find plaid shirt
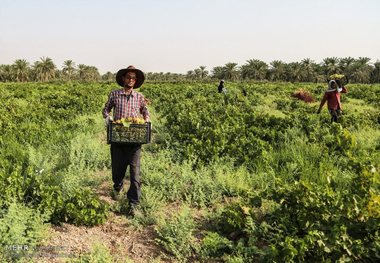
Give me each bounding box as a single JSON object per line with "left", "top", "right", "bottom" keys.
{"left": 102, "top": 89, "right": 150, "bottom": 121}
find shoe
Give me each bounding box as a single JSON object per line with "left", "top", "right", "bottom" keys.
{"left": 111, "top": 188, "right": 122, "bottom": 201}
{"left": 126, "top": 204, "right": 136, "bottom": 217}
{"left": 110, "top": 183, "right": 124, "bottom": 201}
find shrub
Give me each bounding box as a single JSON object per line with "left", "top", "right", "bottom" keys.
{"left": 199, "top": 231, "right": 233, "bottom": 260}
{"left": 60, "top": 189, "right": 109, "bottom": 226}
{"left": 130, "top": 185, "right": 165, "bottom": 226}
{"left": 72, "top": 243, "right": 115, "bottom": 263}
{"left": 215, "top": 169, "right": 380, "bottom": 262}
{"left": 0, "top": 202, "right": 48, "bottom": 261}
{"left": 155, "top": 205, "right": 196, "bottom": 261}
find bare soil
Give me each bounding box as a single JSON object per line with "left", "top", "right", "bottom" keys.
{"left": 33, "top": 171, "right": 168, "bottom": 263}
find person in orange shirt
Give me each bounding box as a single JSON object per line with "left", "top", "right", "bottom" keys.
{"left": 317, "top": 79, "right": 348, "bottom": 122}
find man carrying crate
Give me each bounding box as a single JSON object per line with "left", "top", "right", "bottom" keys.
{"left": 317, "top": 76, "right": 348, "bottom": 123}
{"left": 102, "top": 65, "right": 150, "bottom": 216}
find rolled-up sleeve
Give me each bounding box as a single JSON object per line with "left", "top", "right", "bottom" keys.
{"left": 102, "top": 91, "right": 115, "bottom": 118}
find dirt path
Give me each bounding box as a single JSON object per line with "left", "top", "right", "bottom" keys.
{"left": 34, "top": 171, "right": 167, "bottom": 263}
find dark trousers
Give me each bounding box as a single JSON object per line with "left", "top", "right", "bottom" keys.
{"left": 110, "top": 144, "right": 141, "bottom": 205}
{"left": 329, "top": 109, "right": 341, "bottom": 123}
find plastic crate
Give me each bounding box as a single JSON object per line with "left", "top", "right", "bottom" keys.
{"left": 107, "top": 122, "right": 151, "bottom": 144}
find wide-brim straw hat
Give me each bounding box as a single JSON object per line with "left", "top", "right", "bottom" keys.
{"left": 116, "top": 65, "right": 145, "bottom": 88}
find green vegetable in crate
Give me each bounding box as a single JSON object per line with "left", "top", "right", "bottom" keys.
{"left": 113, "top": 117, "right": 145, "bottom": 125}
{"left": 329, "top": 73, "right": 345, "bottom": 80}
{"left": 328, "top": 74, "right": 349, "bottom": 87}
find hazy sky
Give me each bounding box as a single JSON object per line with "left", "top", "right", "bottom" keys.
{"left": 1, "top": 0, "right": 379, "bottom": 74}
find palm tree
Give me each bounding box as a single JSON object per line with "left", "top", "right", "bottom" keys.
{"left": 164, "top": 72, "right": 172, "bottom": 81}
{"left": 286, "top": 62, "right": 303, "bottom": 82}
{"left": 211, "top": 66, "right": 225, "bottom": 80}
{"left": 351, "top": 57, "right": 372, "bottom": 83}
{"left": 91, "top": 66, "right": 101, "bottom": 81}
{"left": 33, "top": 57, "right": 56, "bottom": 81}
{"left": 223, "top": 63, "right": 240, "bottom": 81}
{"left": 198, "top": 66, "right": 208, "bottom": 79}
{"left": 193, "top": 68, "right": 201, "bottom": 79}
{"left": 313, "top": 63, "right": 327, "bottom": 82}
{"left": 338, "top": 57, "right": 355, "bottom": 77}
{"left": 79, "top": 65, "right": 100, "bottom": 82}
{"left": 102, "top": 71, "right": 114, "bottom": 81}
{"left": 0, "top": 64, "right": 13, "bottom": 82}
{"left": 241, "top": 59, "right": 268, "bottom": 80}
{"left": 55, "top": 69, "right": 62, "bottom": 80}
{"left": 371, "top": 60, "right": 380, "bottom": 83}
{"left": 300, "top": 58, "right": 317, "bottom": 82}
{"left": 269, "top": 60, "right": 287, "bottom": 81}
{"left": 322, "top": 57, "right": 340, "bottom": 76}
{"left": 186, "top": 70, "right": 195, "bottom": 80}
{"left": 77, "top": 64, "right": 88, "bottom": 81}
{"left": 62, "top": 60, "right": 76, "bottom": 80}
{"left": 146, "top": 72, "right": 154, "bottom": 81}
{"left": 12, "top": 59, "right": 29, "bottom": 82}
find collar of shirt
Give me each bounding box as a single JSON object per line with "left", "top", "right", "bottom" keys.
{"left": 119, "top": 89, "right": 137, "bottom": 97}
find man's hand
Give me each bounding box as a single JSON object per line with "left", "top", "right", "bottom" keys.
{"left": 105, "top": 115, "right": 113, "bottom": 126}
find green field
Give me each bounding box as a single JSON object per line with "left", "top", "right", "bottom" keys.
{"left": 0, "top": 81, "right": 379, "bottom": 262}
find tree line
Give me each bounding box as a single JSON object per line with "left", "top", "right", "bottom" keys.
{"left": 1, "top": 56, "right": 380, "bottom": 83}
{"left": 0, "top": 57, "right": 110, "bottom": 83}
{"left": 185, "top": 57, "right": 380, "bottom": 83}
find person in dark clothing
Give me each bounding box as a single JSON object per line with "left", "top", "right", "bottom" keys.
{"left": 218, "top": 80, "right": 226, "bottom": 93}
{"left": 317, "top": 79, "right": 348, "bottom": 123}
{"left": 102, "top": 65, "right": 150, "bottom": 216}
{"left": 242, "top": 88, "right": 247, "bottom": 96}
